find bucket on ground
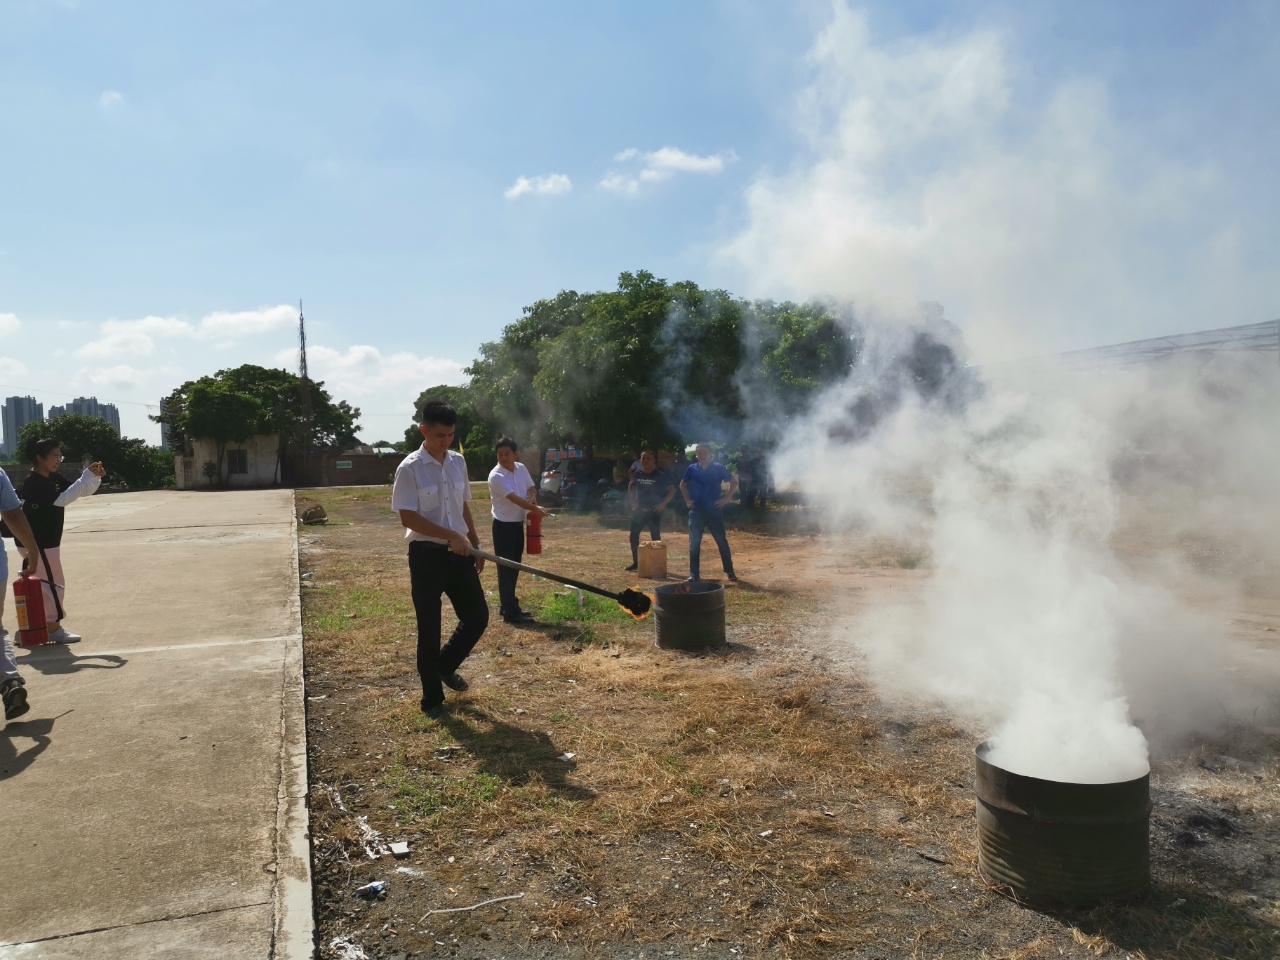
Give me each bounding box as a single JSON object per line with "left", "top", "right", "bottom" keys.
{"left": 637, "top": 540, "right": 667, "bottom": 579}
{"left": 654, "top": 581, "right": 725, "bottom": 650}
{"left": 975, "top": 741, "right": 1151, "bottom": 907}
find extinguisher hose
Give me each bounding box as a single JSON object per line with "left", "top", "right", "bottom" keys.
{"left": 31, "top": 543, "right": 66, "bottom": 622}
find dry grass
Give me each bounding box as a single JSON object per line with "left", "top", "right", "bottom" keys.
{"left": 301, "top": 487, "right": 1280, "bottom": 960}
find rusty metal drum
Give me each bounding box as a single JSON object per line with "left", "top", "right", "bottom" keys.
{"left": 975, "top": 741, "right": 1151, "bottom": 907}
{"left": 654, "top": 581, "right": 726, "bottom": 650}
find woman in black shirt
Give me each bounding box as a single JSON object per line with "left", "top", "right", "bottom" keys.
{"left": 16, "top": 438, "right": 105, "bottom": 644}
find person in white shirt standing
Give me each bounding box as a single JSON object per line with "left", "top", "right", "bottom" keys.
{"left": 391, "top": 400, "right": 488, "bottom": 719}
{"left": 487, "top": 438, "right": 548, "bottom": 624}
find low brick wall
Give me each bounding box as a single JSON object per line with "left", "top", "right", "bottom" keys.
{"left": 284, "top": 453, "right": 407, "bottom": 487}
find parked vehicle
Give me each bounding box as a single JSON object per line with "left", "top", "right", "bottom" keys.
{"left": 540, "top": 459, "right": 617, "bottom": 509}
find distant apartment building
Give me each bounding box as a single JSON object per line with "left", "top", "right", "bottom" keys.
{"left": 48, "top": 397, "right": 121, "bottom": 434}
{"left": 1, "top": 396, "right": 44, "bottom": 457}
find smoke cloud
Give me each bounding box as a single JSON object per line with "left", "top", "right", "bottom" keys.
{"left": 718, "top": 3, "right": 1271, "bottom": 363}
{"left": 720, "top": 4, "right": 1280, "bottom": 782}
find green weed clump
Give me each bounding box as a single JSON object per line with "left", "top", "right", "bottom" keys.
{"left": 536, "top": 590, "right": 633, "bottom": 626}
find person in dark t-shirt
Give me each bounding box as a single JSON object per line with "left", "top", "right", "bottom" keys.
{"left": 625, "top": 450, "right": 675, "bottom": 571}
{"left": 13, "top": 438, "right": 105, "bottom": 643}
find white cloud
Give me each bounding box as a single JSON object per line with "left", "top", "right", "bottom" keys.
{"left": 76, "top": 315, "right": 196, "bottom": 360}
{"left": 282, "top": 344, "right": 468, "bottom": 398}
{"left": 199, "top": 304, "right": 298, "bottom": 337}
{"left": 73, "top": 305, "right": 296, "bottom": 361}
{"left": 85, "top": 364, "right": 146, "bottom": 389}
{"left": 504, "top": 174, "right": 573, "bottom": 199}
{"left": 0, "top": 313, "right": 19, "bottom": 337}
{"left": 718, "top": 2, "right": 1270, "bottom": 361}
{"left": 0, "top": 357, "right": 28, "bottom": 380}
{"left": 601, "top": 146, "right": 736, "bottom": 194}
{"left": 99, "top": 90, "right": 122, "bottom": 108}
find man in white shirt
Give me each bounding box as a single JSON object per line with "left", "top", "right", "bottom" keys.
{"left": 487, "top": 438, "right": 548, "bottom": 624}
{"left": 391, "top": 401, "right": 489, "bottom": 719}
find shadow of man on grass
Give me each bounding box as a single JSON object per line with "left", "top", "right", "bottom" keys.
{"left": 442, "top": 705, "right": 595, "bottom": 803}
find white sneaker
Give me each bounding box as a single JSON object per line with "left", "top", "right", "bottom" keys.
{"left": 48, "top": 626, "right": 82, "bottom": 644}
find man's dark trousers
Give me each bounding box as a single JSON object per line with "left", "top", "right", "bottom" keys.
{"left": 408, "top": 541, "right": 490, "bottom": 709}
{"left": 688, "top": 506, "right": 734, "bottom": 580}
{"left": 491, "top": 519, "right": 526, "bottom": 618}
{"left": 629, "top": 508, "right": 662, "bottom": 564}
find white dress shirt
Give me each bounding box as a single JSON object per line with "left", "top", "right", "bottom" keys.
{"left": 391, "top": 446, "right": 472, "bottom": 543}
{"left": 488, "top": 462, "right": 535, "bottom": 523}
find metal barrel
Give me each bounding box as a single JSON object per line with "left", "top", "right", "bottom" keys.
{"left": 654, "top": 582, "right": 726, "bottom": 650}
{"left": 975, "top": 741, "right": 1151, "bottom": 907}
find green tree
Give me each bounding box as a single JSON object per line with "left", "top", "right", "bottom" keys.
{"left": 159, "top": 364, "right": 362, "bottom": 480}
{"left": 17, "top": 414, "right": 175, "bottom": 490}
{"left": 182, "top": 381, "right": 263, "bottom": 486}
{"left": 453, "top": 271, "right": 864, "bottom": 465}
{"left": 466, "top": 289, "right": 594, "bottom": 452}
{"left": 404, "top": 383, "right": 497, "bottom": 478}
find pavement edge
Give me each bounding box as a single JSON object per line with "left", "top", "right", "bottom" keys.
{"left": 273, "top": 498, "right": 315, "bottom": 959}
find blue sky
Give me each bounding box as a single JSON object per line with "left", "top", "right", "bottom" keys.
{"left": 1, "top": 0, "right": 1277, "bottom": 445}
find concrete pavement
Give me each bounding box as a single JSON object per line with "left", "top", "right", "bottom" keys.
{"left": 0, "top": 490, "right": 312, "bottom": 959}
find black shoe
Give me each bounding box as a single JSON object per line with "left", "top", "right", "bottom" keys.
{"left": 727, "top": 572, "right": 738, "bottom": 582}
{"left": 504, "top": 611, "right": 536, "bottom": 624}
{"left": 440, "top": 671, "right": 469, "bottom": 692}
{"left": 2, "top": 679, "right": 29, "bottom": 721}
{"left": 625, "top": 562, "right": 638, "bottom": 571}
{"left": 420, "top": 700, "right": 446, "bottom": 719}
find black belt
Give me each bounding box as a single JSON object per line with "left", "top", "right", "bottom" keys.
{"left": 410, "top": 540, "right": 450, "bottom": 551}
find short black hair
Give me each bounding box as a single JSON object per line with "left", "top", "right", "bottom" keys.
{"left": 30, "top": 437, "right": 61, "bottom": 461}
{"left": 495, "top": 437, "right": 518, "bottom": 454}
{"left": 419, "top": 399, "right": 458, "bottom": 427}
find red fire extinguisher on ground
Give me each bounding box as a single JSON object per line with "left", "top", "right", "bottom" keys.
{"left": 526, "top": 510, "right": 543, "bottom": 556}
{"left": 13, "top": 571, "right": 49, "bottom": 647}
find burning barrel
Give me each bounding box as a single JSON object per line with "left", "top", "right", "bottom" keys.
{"left": 654, "top": 582, "right": 726, "bottom": 650}
{"left": 975, "top": 742, "right": 1151, "bottom": 907}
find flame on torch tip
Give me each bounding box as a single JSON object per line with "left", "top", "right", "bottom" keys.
{"left": 618, "top": 587, "right": 654, "bottom": 620}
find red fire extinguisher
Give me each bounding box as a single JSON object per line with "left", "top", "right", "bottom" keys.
{"left": 526, "top": 510, "right": 543, "bottom": 556}
{"left": 13, "top": 572, "right": 49, "bottom": 647}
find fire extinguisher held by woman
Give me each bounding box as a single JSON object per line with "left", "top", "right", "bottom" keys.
{"left": 0, "top": 468, "right": 43, "bottom": 721}
{"left": 11, "top": 438, "right": 105, "bottom": 644}
{"left": 487, "top": 438, "right": 549, "bottom": 625}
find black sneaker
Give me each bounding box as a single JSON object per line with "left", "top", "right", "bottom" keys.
{"left": 727, "top": 572, "right": 738, "bottom": 582}
{"left": 2, "top": 679, "right": 29, "bottom": 721}
{"left": 420, "top": 701, "right": 445, "bottom": 719}
{"left": 624, "top": 562, "right": 638, "bottom": 571}
{"left": 440, "top": 671, "right": 469, "bottom": 692}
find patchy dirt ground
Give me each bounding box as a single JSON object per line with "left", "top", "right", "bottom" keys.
{"left": 299, "top": 487, "right": 1280, "bottom": 960}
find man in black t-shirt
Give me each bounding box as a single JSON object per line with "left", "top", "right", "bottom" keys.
{"left": 625, "top": 450, "right": 675, "bottom": 571}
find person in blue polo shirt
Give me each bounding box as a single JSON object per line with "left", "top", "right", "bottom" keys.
{"left": 678, "top": 443, "right": 738, "bottom": 582}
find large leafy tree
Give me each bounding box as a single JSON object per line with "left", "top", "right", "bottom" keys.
{"left": 17, "top": 414, "right": 174, "bottom": 490}
{"left": 402, "top": 383, "right": 497, "bottom": 478}
{"left": 413, "top": 272, "right": 879, "bottom": 476}
{"left": 159, "top": 364, "right": 362, "bottom": 480}
{"left": 183, "top": 382, "right": 262, "bottom": 485}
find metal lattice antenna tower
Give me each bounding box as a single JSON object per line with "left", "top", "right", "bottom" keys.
{"left": 298, "top": 299, "right": 314, "bottom": 451}
{"left": 298, "top": 299, "right": 310, "bottom": 381}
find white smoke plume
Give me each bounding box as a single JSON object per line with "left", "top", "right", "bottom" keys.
{"left": 776, "top": 328, "right": 1277, "bottom": 782}
{"left": 722, "top": 4, "right": 1280, "bottom": 782}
